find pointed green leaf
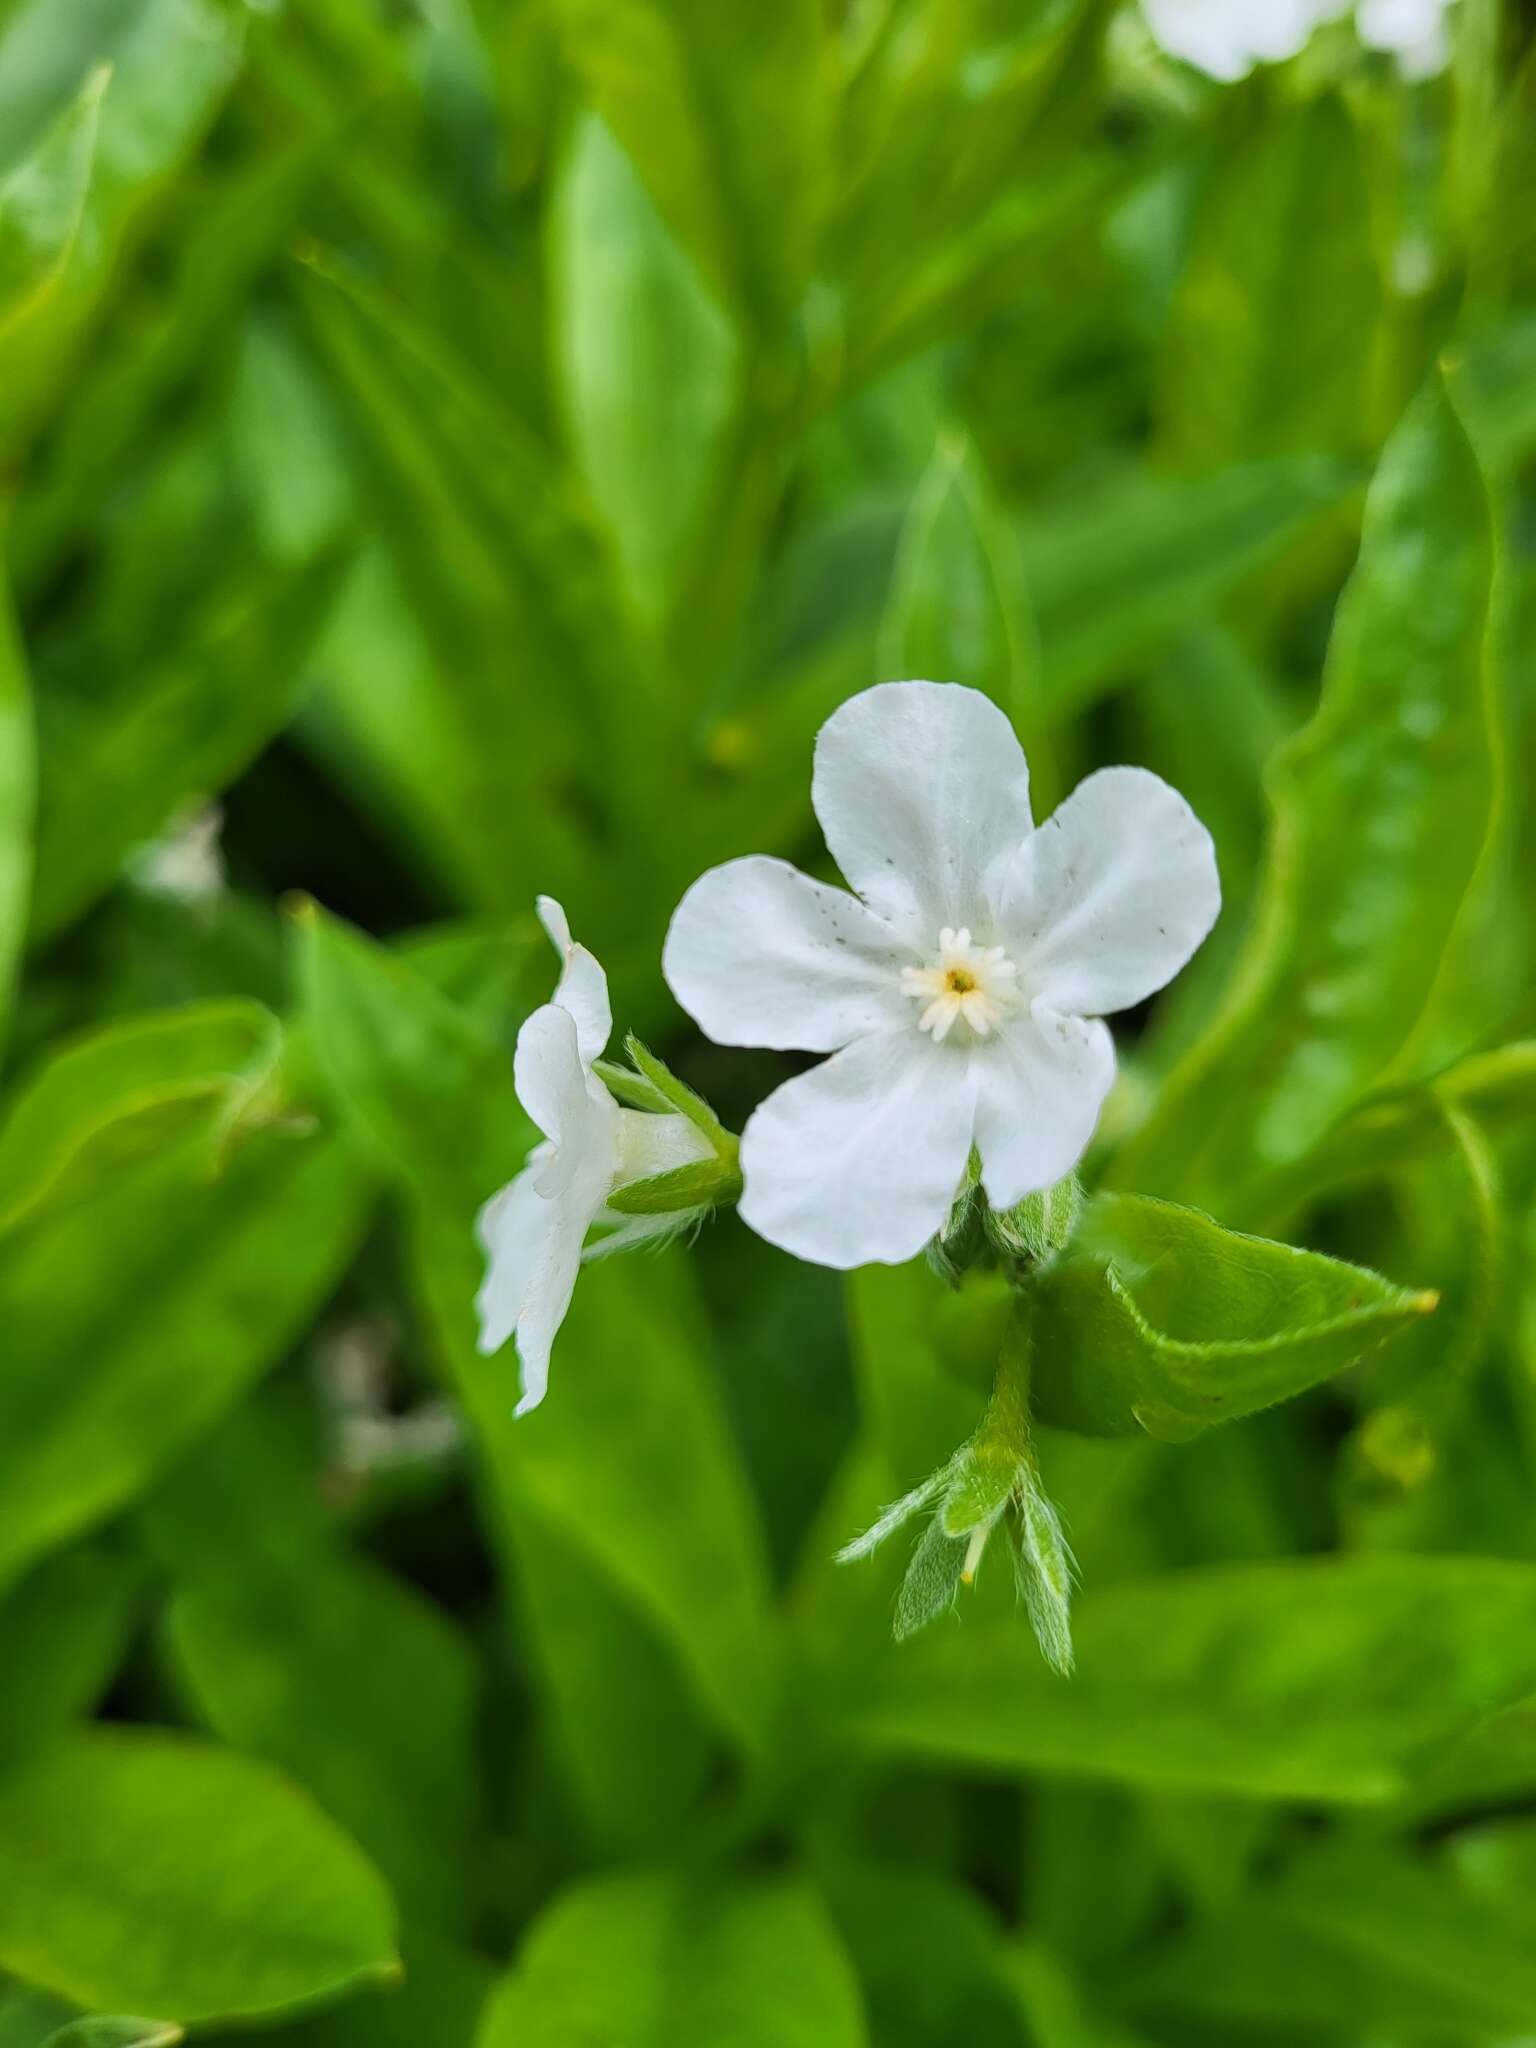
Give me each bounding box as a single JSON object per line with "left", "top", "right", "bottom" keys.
{"left": 552, "top": 0, "right": 827, "bottom": 333}
{"left": 551, "top": 114, "right": 738, "bottom": 622}
{"left": 1028, "top": 1193, "right": 1435, "bottom": 1443}
{"left": 1160, "top": 97, "right": 1380, "bottom": 466}
{"left": 879, "top": 433, "right": 1046, "bottom": 772}
{"left": 1117, "top": 377, "right": 1498, "bottom": 1210}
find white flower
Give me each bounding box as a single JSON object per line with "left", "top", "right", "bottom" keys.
{"left": 1140, "top": 0, "right": 1453, "bottom": 78}
{"left": 1356, "top": 0, "right": 1453, "bottom": 76}
{"left": 1141, "top": 0, "right": 1330, "bottom": 80}
{"left": 663, "top": 682, "right": 1219, "bottom": 1271}
{"left": 476, "top": 898, "right": 711, "bottom": 1414}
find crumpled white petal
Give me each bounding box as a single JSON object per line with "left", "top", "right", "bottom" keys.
{"left": 538, "top": 893, "right": 611, "bottom": 1069}
{"left": 663, "top": 855, "right": 909, "bottom": 1052}
{"left": 812, "top": 680, "right": 1033, "bottom": 943}
{"left": 993, "top": 766, "right": 1220, "bottom": 1019}
{"left": 973, "top": 1007, "right": 1116, "bottom": 1210}
{"left": 739, "top": 1029, "right": 977, "bottom": 1269}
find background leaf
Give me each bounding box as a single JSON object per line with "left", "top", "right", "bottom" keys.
{"left": 0, "top": 1729, "right": 397, "bottom": 2023}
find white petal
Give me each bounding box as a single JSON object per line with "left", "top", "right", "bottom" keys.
{"left": 509, "top": 1188, "right": 593, "bottom": 1416}
{"left": 475, "top": 1165, "right": 550, "bottom": 1357}
{"left": 513, "top": 1003, "right": 587, "bottom": 1150}
{"left": 738, "top": 1029, "right": 977, "bottom": 1269}
{"left": 537, "top": 893, "right": 611, "bottom": 1068}
{"left": 996, "top": 766, "right": 1220, "bottom": 1019}
{"left": 973, "top": 1005, "right": 1116, "bottom": 1209}
{"left": 663, "top": 855, "right": 909, "bottom": 1053}
{"left": 475, "top": 1135, "right": 615, "bottom": 1414}
{"left": 812, "top": 681, "right": 1033, "bottom": 943}
{"left": 513, "top": 1004, "right": 618, "bottom": 1197}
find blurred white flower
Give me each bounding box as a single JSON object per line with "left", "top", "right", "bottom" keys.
{"left": 663, "top": 682, "right": 1219, "bottom": 1271}
{"left": 476, "top": 898, "right": 710, "bottom": 1414}
{"left": 129, "top": 804, "right": 225, "bottom": 907}
{"left": 1356, "top": 0, "right": 1453, "bottom": 77}
{"left": 1141, "top": 0, "right": 1326, "bottom": 80}
{"left": 1141, "top": 0, "right": 1453, "bottom": 78}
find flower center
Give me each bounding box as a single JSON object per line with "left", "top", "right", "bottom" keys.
{"left": 899, "top": 927, "right": 1018, "bottom": 1043}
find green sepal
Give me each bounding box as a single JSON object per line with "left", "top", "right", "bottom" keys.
{"left": 592, "top": 1057, "right": 674, "bottom": 1114}
{"left": 624, "top": 1036, "right": 735, "bottom": 1155}
{"left": 894, "top": 1514, "right": 969, "bottom": 1643}
{"left": 604, "top": 1153, "right": 742, "bottom": 1216}
{"left": 984, "top": 1172, "right": 1082, "bottom": 1267}
{"left": 938, "top": 1442, "right": 1017, "bottom": 1538}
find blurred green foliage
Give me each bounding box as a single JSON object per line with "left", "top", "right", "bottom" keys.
{"left": 2, "top": 0, "right": 1536, "bottom": 2041}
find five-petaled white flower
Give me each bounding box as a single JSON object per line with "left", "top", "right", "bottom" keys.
{"left": 663, "top": 681, "right": 1220, "bottom": 1271}
{"left": 476, "top": 898, "right": 710, "bottom": 1414}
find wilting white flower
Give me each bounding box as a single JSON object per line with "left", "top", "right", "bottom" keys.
{"left": 663, "top": 682, "right": 1219, "bottom": 1271}
{"left": 476, "top": 898, "right": 711, "bottom": 1414}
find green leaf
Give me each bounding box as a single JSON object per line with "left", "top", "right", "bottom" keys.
{"left": 0, "top": 1545, "right": 141, "bottom": 1771}
{"left": 1127, "top": 1841, "right": 1536, "bottom": 2037}
{"left": 0, "top": 999, "right": 281, "bottom": 1233}
{"left": 0, "top": 63, "right": 105, "bottom": 341}
{"left": 1116, "top": 375, "right": 1497, "bottom": 1211}
{"left": 0, "top": 1017, "right": 373, "bottom": 1592}
{"left": 879, "top": 432, "right": 1048, "bottom": 787}
{"left": 28, "top": 544, "right": 350, "bottom": 943}
{"left": 815, "top": 1554, "right": 1536, "bottom": 1804}
{"left": 1027, "top": 1193, "right": 1436, "bottom": 1443}
{"left": 476, "top": 1872, "right": 865, "bottom": 2048}
{"left": 43, "top": 2022, "right": 182, "bottom": 2048}
{"left": 0, "top": 0, "right": 246, "bottom": 459}
{"left": 414, "top": 1217, "right": 776, "bottom": 1757}
{"left": 1021, "top": 455, "right": 1353, "bottom": 719}
{"left": 1159, "top": 97, "right": 1380, "bottom": 466}
{"left": 296, "top": 902, "right": 526, "bottom": 1212}
{"left": 196, "top": 1928, "right": 491, "bottom": 2048}
{"left": 152, "top": 1399, "right": 484, "bottom": 1936}
{"left": 0, "top": 1728, "right": 397, "bottom": 2024}
{"left": 552, "top": 0, "right": 827, "bottom": 333}
{"left": 0, "top": 564, "right": 32, "bottom": 1055}
{"left": 550, "top": 113, "right": 738, "bottom": 623}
